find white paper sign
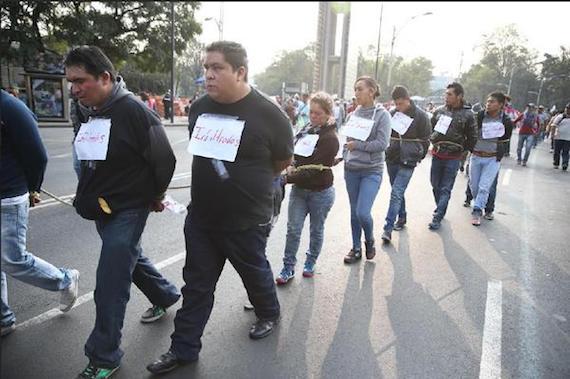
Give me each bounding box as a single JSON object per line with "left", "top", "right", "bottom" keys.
{"left": 335, "top": 134, "right": 347, "bottom": 159}
{"left": 74, "top": 118, "right": 111, "bottom": 160}
{"left": 187, "top": 115, "right": 245, "bottom": 162}
{"left": 482, "top": 121, "right": 505, "bottom": 139}
{"left": 434, "top": 115, "right": 453, "bottom": 135}
{"left": 294, "top": 134, "right": 319, "bottom": 157}
{"left": 391, "top": 112, "right": 413, "bottom": 135}
{"left": 341, "top": 115, "right": 374, "bottom": 141}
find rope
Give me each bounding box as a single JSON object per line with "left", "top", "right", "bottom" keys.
{"left": 295, "top": 164, "right": 332, "bottom": 171}
{"left": 40, "top": 188, "right": 74, "bottom": 207}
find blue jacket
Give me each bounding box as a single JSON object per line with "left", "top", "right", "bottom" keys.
{"left": 0, "top": 90, "right": 48, "bottom": 199}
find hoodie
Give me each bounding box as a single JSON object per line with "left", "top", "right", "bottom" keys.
{"left": 343, "top": 104, "right": 392, "bottom": 172}
{"left": 73, "top": 82, "right": 176, "bottom": 220}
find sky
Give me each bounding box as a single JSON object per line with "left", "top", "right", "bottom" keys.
{"left": 194, "top": 1, "right": 570, "bottom": 82}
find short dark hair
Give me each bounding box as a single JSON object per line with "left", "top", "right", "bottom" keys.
{"left": 64, "top": 46, "right": 116, "bottom": 81}
{"left": 391, "top": 85, "right": 410, "bottom": 101}
{"left": 355, "top": 76, "right": 380, "bottom": 98}
{"left": 206, "top": 41, "right": 249, "bottom": 82}
{"left": 446, "top": 82, "right": 464, "bottom": 97}
{"left": 487, "top": 91, "right": 506, "bottom": 105}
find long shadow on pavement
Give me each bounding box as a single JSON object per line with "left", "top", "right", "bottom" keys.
{"left": 320, "top": 262, "right": 383, "bottom": 378}
{"left": 385, "top": 229, "right": 480, "bottom": 378}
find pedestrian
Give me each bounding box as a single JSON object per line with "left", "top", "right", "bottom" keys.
{"left": 65, "top": 46, "right": 181, "bottom": 379}
{"left": 429, "top": 82, "right": 477, "bottom": 230}
{"left": 341, "top": 76, "right": 391, "bottom": 263}
{"left": 333, "top": 97, "right": 345, "bottom": 127}
{"left": 381, "top": 85, "right": 431, "bottom": 243}
{"left": 296, "top": 93, "right": 310, "bottom": 129}
{"left": 163, "top": 89, "right": 172, "bottom": 119}
{"left": 468, "top": 91, "right": 514, "bottom": 225}
{"left": 0, "top": 89, "right": 80, "bottom": 338}
{"left": 147, "top": 41, "right": 293, "bottom": 375}
{"left": 515, "top": 103, "right": 540, "bottom": 166}
{"left": 275, "top": 91, "right": 339, "bottom": 284}
{"left": 464, "top": 172, "right": 498, "bottom": 219}
{"left": 503, "top": 95, "right": 519, "bottom": 157}
{"left": 550, "top": 103, "right": 570, "bottom": 171}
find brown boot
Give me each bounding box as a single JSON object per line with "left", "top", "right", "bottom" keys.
{"left": 343, "top": 249, "right": 362, "bottom": 264}
{"left": 365, "top": 241, "right": 376, "bottom": 260}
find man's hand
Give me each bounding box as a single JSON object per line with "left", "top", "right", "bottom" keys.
{"left": 150, "top": 199, "right": 165, "bottom": 212}
{"left": 29, "top": 192, "right": 41, "bottom": 207}
{"left": 345, "top": 141, "right": 358, "bottom": 151}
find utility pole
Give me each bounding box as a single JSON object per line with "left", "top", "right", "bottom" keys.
{"left": 374, "top": 2, "right": 384, "bottom": 82}
{"left": 507, "top": 66, "right": 515, "bottom": 95}
{"left": 170, "top": 1, "right": 175, "bottom": 123}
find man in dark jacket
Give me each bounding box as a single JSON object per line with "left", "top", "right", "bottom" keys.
{"left": 429, "top": 82, "right": 477, "bottom": 230}
{"left": 1, "top": 90, "right": 80, "bottom": 337}
{"left": 65, "top": 46, "right": 181, "bottom": 379}
{"left": 381, "top": 86, "right": 431, "bottom": 243}
{"left": 468, "top": 91, "right": 513, "bottom": 225}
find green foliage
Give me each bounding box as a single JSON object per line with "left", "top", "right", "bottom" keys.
{"left": 1, "top": 1, "right": 202, "bottom": 74}
{"left": 460, "top": 24, "right": 541, "bottom": 109}
{"left": 356, "top": 45, "right": 433, "bottom": 99}
{"left": 539, "top": 47, "right": 570, "bottom": 110}
{"left": 253, "top": 45, "right": 315, "bottom": 96}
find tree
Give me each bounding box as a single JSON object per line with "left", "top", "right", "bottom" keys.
{"left": 539, "top": 47, "right": 570, "bottom": 110}
{"left": 254, "top": 45, "right": 315, "bottom": 96}
{"left": 460, "top": 24, "right": 540, "bottom": 109}
{"left": 356, "top": 45, "right": 433, "bottom": 100}
{"left": 1, "top": 1, "right": 202, "bottom": 73}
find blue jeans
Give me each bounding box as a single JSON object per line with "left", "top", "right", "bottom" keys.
{"left": 171, "top": 210, "right": 280, "bottom": 362}
{"left": 469, "top": 155, "right": 501, "bottom": 212}
{"left": 282, "top": 186, "right": 335, "bottom": 269}
{"left": 85, "top": 208, "right": 180, "bottom": 368}
{"left": 466, "top": 174, "right": 498, "bottom": 213}
{"left": 384, "top": 163, "right": 414, "bottom": 232}
{"left": 430, "top": 157, "right": 461, "bottom": 221}
{"left": 517, "top": 134, "right": 534, "bottom": 162}
{"left": 1, "top": 200, "right": 73, "bottom": 327}
{"left": 344, "top": 169, "right": 382, "bottom": 251}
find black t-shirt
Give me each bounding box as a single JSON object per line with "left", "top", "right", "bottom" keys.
{"left": 188, "top": 88, "right": 293, "bottom": 230}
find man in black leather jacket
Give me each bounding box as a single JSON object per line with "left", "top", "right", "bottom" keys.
{"left": 428, "top": 82, "right": 477, "bottom": 230}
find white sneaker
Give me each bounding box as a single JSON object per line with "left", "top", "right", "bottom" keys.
{"left": 60, "top": 269, "right": 79, "bottom": 312}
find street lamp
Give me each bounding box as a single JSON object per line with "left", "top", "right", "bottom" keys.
{"left": 386, "top": 11, "right": 433, "bottom": 88}
{"left": 204, "top": 17, "right": 223, "bottom": 40}
{"left": 205, "top": 2, "right": 224, "bottom": 41}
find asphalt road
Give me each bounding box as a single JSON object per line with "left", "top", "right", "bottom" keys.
{"left": 1, "top": 128, "right": 569, "bottom": 378}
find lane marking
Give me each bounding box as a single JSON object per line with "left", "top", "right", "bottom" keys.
{"left": 15, "top": 251, "right": 186, "bottom": 332}
{"left": 50, "top": 152, "right": 72, "bottom": 159}
{"left": 501, "top": 169, "right": 512, "bottom": 186}
{"left": 479, "top": 280, "right": 502, "bottom": 379}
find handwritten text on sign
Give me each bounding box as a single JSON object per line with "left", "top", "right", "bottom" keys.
{"left": 482, "top": 121, "right": 505, "bottom": 139}
{"left": 74, "top": 118, "right": 111, "bottom": 160}
{"left": 434, "top": 115, "right": 453, "bottom": 135}
{"left": 188, "top": 115, "right": 245, "bottom": 162}
{"left": 391, "top": 112, "right": 414, "bottom": 135}
{"left": 294, "top": 134, "right": 319, "bottom": 157}
{"left": 341, "top": 115, "right": 375, "bottom": 141}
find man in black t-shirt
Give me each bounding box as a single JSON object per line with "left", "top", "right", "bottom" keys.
{"left": 148, "top": 41, "right": 294, "bottom": 375}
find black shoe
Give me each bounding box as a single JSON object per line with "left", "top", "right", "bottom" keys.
{"left": 463, "top": 199, "right": 471, "bottom": 208}
{"left": 364, "top": 241, "right": 376, "bottom": 259}
{"left": 343, "top": 249, "right": 362, "bottom": 264}
{"left": 147, "top": 350, "right": 193, "bottom": 375}
{"left": 563, "top": 165, "right": 568, "bottom": 171}
{"left": 249, "top": 317, "right": 279, "bottom": 340}
{"left": 393, "top": 218, "right": 407, "bottom": 231}
{"left": 428, "top": 218, "right": 441, "bottom": 230}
